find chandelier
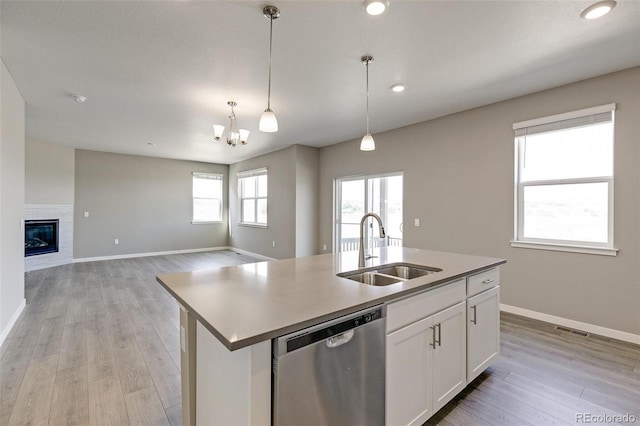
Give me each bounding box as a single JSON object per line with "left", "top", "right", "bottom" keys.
{"left": 213, "top": 101, "right": 249, "bottom": 147}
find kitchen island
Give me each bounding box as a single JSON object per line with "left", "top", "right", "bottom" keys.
{"left": 156, "top": 247, "right": 505, "bottom": 426}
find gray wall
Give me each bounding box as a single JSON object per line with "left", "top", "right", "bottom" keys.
{"left": 0, "top": 59, "right": 26, "bottom": 339}
{"left": 295, "top": 145, "right": 319, "bottom": 257}
{"left": 74, "top": 150, "right": 229, "bottom": 259}
{"left": 229, "top": 146, "right": 297, "bottom": 259}
{"left": 319, "top": 67, "right": 640, "bottom": 335}
{"left": 25, "top": 139, "right": 75, "bottom": 204}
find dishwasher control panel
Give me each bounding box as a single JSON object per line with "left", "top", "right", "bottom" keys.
{"left": 274, "top": 306, "right": 385, "bottom": 355}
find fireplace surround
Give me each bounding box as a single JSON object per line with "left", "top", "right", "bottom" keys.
{"left": 24, "top": 204, "right": 73, "bottom": 272}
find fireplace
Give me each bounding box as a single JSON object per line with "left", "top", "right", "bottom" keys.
{"left": 25, "top": 219, "right": 59, "bottom": 257}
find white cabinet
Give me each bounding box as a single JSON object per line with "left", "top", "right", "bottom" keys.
{"left": 431, "top": 301, "right": 467, "bottom": 412}
{"left": 386, "top": 314, "right": 433, "bottom": 426}
{"left": 467, "top": 285, "right": 500, "bottom": 383}
{"left": 467, "top": 267, "right": 500, "bottom": 297}
{"left": 386, "top": 295, "right": 466, "bottom": 426}
{"left": 386, "top": 268, "right": 501, "bottom": 426}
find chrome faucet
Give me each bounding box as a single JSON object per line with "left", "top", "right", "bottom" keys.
{"left": 359, "top": 212, "right": 386, "bottom": 268}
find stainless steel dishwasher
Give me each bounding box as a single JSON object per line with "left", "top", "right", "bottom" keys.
{"left": 272, "top": 305, "right": 385, "bottom": 426}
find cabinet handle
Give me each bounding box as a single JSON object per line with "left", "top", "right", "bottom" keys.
{"left": 430, "top": 326, "right": 437, "bottom": 349}
{"left": 435, "top": 323, "right": 442, "bottom": 347}
{"left": 471, "top": 305, "right": 477, "bottom": 324}
{"left": 482, "top": 278, "right": 495, "bottom": 285}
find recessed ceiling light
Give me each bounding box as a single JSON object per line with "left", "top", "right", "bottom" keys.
{"left": 580, "top": 0, "right": 617, "bottom": 19}
{"left": 363, "top": 0, "right": 389, "bottom": 16}
{"left": 72, "top": 95, "right": 86, "bottom": 103}
{"left": 391, "top": 84, "right": 405, "bottom": 93}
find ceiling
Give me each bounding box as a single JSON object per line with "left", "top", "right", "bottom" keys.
{"left": 2, "top": 1, "right": 639, "bottom": 165}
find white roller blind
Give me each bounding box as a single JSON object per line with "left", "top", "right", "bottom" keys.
{"left": 514, "top": 103, "right": 615, "bottom": 137}
{"left": 237, "top": 167, "right": 267, "bottom": 179}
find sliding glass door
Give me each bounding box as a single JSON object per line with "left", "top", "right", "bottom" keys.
{"left": 335, "top": 172, "right": 403, "bottom": 252}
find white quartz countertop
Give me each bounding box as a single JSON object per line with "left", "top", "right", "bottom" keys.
{"left": 156, "top": 247, "right": 505, "bottom": 351}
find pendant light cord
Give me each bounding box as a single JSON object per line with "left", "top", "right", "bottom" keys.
{"left": 365, "top": 59, "right": 370, "bottom": 134}
{"left": 267, "top": 15, "right": 274, "bottom": 110}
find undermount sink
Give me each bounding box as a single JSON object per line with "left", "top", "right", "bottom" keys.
{"left": 343, "top": 271, "right": 403, "bottom": 286}
{"left": 376, "top": 265, "right": 441, "bottom": 279}
{"left": 338, "top": 263, "right": 442, "bottom": 286}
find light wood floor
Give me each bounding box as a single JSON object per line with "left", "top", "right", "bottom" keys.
{"left": 1, "top": 251, "right": 639, "bottom": 425}
{"left": 0, "top": 250, "right": 259, "bottom": 426}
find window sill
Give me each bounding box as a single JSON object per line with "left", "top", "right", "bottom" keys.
{"left": 192, "top": 220, "right": 223, "bottom": 225}
{"left": 238, "top": 222, "right": 268, "bottom": 229}
{"left": 510, "top": 241, "right": 618, "bottom": 257}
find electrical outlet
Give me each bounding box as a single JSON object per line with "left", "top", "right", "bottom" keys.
{"left": 414, "top": 218, "right": 420, "bottom": 227}
{"left": 272, "top": 241, "right": 276, "bottom": 247}
{"left": 323, "top": 244, "right": 327, "bottom": 251}
{"left": 84, "top": 211, "right": 89, "bottom": 218}
{"left": 114, "top": 238, "right": 119, "bottom": 245}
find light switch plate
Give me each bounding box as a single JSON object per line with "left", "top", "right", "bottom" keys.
{"left": 414, "top": 218, "right": 420, "bottom": 227}
{"left": 84, "top": 211, "right": 89, "bottom": 218}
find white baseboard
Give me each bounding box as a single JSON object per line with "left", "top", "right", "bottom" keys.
{"left": 500, "top": 303, "right": 640, "bottom": 345}
{"left": 0, "top": 298, "right": 26, "bottom": 348}
{"left": 226, "top": 247, "right": 277, "bottom": 262}
{"left": 73, "top": 246, "right": 230, "bottom": 263}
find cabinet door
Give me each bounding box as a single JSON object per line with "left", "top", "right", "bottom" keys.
{"left": 386, "top": 315, "right": 433, "bottom": 426}
{"left": 467, "top": 286, "right": 500, "bottom": 383}
{"left": 431, "top": 301, "right": 467, "bottom": 413}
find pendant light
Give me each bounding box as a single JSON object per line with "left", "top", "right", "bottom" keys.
{"left": 360, "top": 55, "right": 375, "bottom": 151}
{"left": 213, "top": 101, "right": 249, "bottom": 147}
{"left": 259, "top": 5, "right": 280, "bottom": 133}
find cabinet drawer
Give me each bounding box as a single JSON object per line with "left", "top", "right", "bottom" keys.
{"left": 467, "top": 267, "right": 500, "bottom": 297}
{"left": 386, "top": 279, "right": 466, "bottom": 333}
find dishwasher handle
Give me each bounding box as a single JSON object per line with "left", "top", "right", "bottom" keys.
{"left": 326, "top": 330, "right": 355, "bottom": 348}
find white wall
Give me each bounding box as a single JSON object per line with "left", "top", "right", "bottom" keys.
{"left": 25, "top": 139, "right": 75, "bottom": 204}
{"left": 229, "top": 147, "right": 297, "bottom": 259}
{"left": 319, "top": 67, "right": 640, "bottom": 336}
{"left": 228, "top": 145, "right": 320, "bottom": 260}
{"left": 294, "top": 145, "right": 319, "bottom": 258}
{"left": 74, "top": 150, "right": 229, "bottom": 259}
{"left": 0, "top": 59, "right": 26, "bottom": 345}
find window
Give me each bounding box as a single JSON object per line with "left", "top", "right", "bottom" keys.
{"left": 335, "top": 172, "right": 403, "bottom": 252}
{"left": 238, "top": 168, "right": 268, "bottom": 226}
{"left": 512, "top": 104, "right": 617, "bottom": 256}
{"left": 192, "top": 172, "right": 223, "bottom": 223}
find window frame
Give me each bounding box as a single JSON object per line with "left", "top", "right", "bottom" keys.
{"left": 237, "top": 167, "right": 268, "bottom": 227}
{"left": 191, "top": 172, "right": 224, "bottom": 224}
{"left": 511, "top": 104, "right": 618, "bottom": 256}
